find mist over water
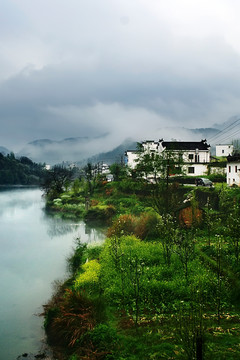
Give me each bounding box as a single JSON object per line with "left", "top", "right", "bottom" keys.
{"left": 0, "top": 187, "right": 105, "bottom": 360}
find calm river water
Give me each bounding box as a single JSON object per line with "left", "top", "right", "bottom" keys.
{"left": 0, "top": 187, "right": 105, "bottom": 360}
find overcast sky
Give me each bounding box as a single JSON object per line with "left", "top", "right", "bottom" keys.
{"left": 1, "top": 0, "right": 240, "bottom": 153}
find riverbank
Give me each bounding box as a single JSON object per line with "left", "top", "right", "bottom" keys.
{"left": 17, "top": 349, "right": 53, "bottom": 360}
{"left": 43, "top": 179, "right": 240, "bottom": 359}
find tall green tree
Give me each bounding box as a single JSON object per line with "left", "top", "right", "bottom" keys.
{"left": 109, "top": 163, "right": 127, "bottom": 181}
{"left": 41, "top": 165, "right": 73, "bottom": 199}
{"left": 135, "top": 148, "right": 184, "bottom": 214}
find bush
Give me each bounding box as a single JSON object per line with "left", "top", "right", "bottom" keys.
{"left": 107, "top": 212, "right": 160, "bottom": 240}
{"left": 208, "top": 173, "right": 226, "bottom": 183}
{"left": 84, "top": 205, "right": 116, "bottom": 221}
{"left": 74, "top": 259, "right": 101, "bottom": 292}
{"left": 83, "top": 324, "right": 119, "bottom": 351}
{"left": 44, "top": 289, "right": 96, "bottom": 347}
{"left": 67, "top": 240, "right": 87, "bottom": 274}
{"left": 107, "top": 214, "right": 136, "bottom": 237}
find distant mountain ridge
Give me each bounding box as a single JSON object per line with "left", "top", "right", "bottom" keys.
{"left": 17, "top": 135, "right": 109, "bottom": 165}
{"left": 1, "top": 120, "right": 235, "bottom": 165}
{"left": 0, "top": 146, "right": 11, "bottom": 155}
{"left": 79, "top": 139, "right": 137, "bottom": 166}
{"left": 190, "top": 127, "right": 219, "bottom": 140}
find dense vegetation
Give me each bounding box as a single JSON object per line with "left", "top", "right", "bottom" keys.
{"left": 42, "top": 167, "right": 240, "bottom": 360}
{"left": 0, "top": 152, "right": 46, "bottom": 185}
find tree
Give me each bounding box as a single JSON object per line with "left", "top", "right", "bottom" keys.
{"left": 174, "top": 229, "right": 195, "bottom": 282}
{"left": 226, "top": 203, "right": 240, "bottom": 264}
{"left": 41, "top": 165, "right": 73, "bottom": 199}
{"left": 83, "top": 162, "right": 96, "bottom": 194}
{"left": 135, "top": 147, "right": 184, "bottom": 214}
{"left": 109, "top": 163, "right": 127, "bottom": 181}
{"left": 157, "top": 214, "right": 176, "bottom": 266}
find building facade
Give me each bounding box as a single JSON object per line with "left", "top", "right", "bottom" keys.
{"left": 216, "top": 144, "right": 234, "bottom": 157}
{"left": 125, "top": 139, "right": 211, "bottom": 177}
{"left": 226, "top": 154, "right": 240, "bottom": 186}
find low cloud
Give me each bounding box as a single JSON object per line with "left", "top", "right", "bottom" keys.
{"left": 1, "top": 0, "right": 240, "bottom": 154}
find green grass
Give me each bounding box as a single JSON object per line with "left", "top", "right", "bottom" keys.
{"left": 44, "top": 179, "right": 240, "bottom": 360}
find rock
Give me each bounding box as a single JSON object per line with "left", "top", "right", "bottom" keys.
{"left": 17, "top": 353, "right": 50, "bottom": 360}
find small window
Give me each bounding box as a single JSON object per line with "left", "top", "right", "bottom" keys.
{"left": 222, "top": 149, "right": 224, "bottom": 154}
{"left": 189, "top": 154, "right": 194, "bottom": 160}
{"left": 229, "top": 166, "right": 231, "bottom": 173}
{"left": 188, "top": 167, "right": 195, "bottom": 174}
{"left": 235, "top": 166, "right": 238, "bottom": 173}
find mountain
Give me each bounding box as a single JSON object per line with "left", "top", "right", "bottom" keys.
{"left": 78, "top": 139, "right": 137, "bottom": 166}
{"left": 17, "top": 135, "right": 108, "bottom": 165}
{"left": 16, "top": 126, "right": 221, "bottom": 166}
{"left": 190, "top": 127, "right": 219, "bottom": 140}
{"left": 0, "top": 146, "right": 11, "bottom": 155}
{"left": 213, "top": 115, "right": 240, "bottom": 130}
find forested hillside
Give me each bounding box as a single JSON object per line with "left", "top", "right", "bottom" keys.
{"left": 0, "top": 152, "right": 46, "bottom": 185}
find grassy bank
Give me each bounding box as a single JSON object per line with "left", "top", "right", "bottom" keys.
{"left": 43, "top": 178, "right": 240, "bottom": 359}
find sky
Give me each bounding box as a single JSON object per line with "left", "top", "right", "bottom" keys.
{"left": 1, "top": 0, "right": 240, "bottom": 158}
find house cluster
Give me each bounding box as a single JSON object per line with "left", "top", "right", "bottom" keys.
{"left": 125, "top": 139, "right": 240, "bottom": 186}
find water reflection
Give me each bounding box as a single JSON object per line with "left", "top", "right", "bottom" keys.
{"left": 44, "top": 215, "right": 79, "bottom": 238}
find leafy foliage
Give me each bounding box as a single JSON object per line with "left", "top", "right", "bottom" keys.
{"left": 0, "top": 152, "right": 45, "bottom": 184}
{"left": 42, "top": 167, "right": 240, "bottom": 359}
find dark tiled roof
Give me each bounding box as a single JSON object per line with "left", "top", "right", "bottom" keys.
{"left": 227, "top": 154, "right": 240, "bottom": 162}
{"left": 162, "top": 140, "right": 210, "bottom": 151}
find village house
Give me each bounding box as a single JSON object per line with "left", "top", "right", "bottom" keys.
{"left": 216, "top": 144, "right": 234, "bottom": 157}
{"left": 226, "top": 154, "right": 240, "bottom": 186}
{"left": 125, "top": 139, "right": 211, "bottom": 177}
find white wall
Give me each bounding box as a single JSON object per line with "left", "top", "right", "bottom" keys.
{"left": 125, "top": 151, "right": 139, "bottom": 169}
{"left": 182, "top": 150, "right": 210, "bottom": 163}
{"left": 216, "top": 145, "right": 233, "bottom": 157}
{"left": 227, "top": 162, "right": 240, "bottom": 186}
{"left": 184, "top": 164, "right": 208, "bottom": 176}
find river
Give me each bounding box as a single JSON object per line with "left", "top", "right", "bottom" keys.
{"left": 0, "top": 187, "right": 105, "bottom": 360}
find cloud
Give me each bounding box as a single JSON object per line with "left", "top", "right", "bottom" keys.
{"left": 1, "top": 0, "right": 240, "bottom": 154}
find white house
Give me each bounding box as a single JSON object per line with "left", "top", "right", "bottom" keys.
{"left": 226, "top": 154, "right": 240, "bottom": 186}
{"left": 125, "top": 150, "right": 139, "bottom": 168}
{"left": 216, "top": 144, "right": 234, "bottom": 157}
{"left": 125, "top": 139, "right": 211, "bottom": 177}
{"left": 101, "top": 163, "right": 110, "bottom": 174}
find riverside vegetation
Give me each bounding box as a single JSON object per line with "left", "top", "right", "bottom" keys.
{"left": 0, "top": 152, "right": 46, "bottom": 185}
{"left": 42, "top": 165, "right": 240, "bottom": 360}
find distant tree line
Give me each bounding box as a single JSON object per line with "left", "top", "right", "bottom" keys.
{"left": 0, "top": 152, "right": 46, "bottom": 185}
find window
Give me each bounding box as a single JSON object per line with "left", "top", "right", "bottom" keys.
{"left": 189, "top": 154, "right": 194, "bottom": 160}
{"left": 222, "top": 149, "right": 224, "bottom": 154}
{"left": 229, "top": 166, "right": 231, "bottom": 173}
{"left": 235, "top": 166, "right": 238, "bottom": 173}
{"left": 188, "top": 167, "right": 195, "bottom": 174}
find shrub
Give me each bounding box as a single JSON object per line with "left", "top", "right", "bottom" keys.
{"left": 107, "top": 214, "right": 136, "bottom": 237}
{"left": 67, "top": 240, "right": 87, "bottom": 274}
{"left": 83, "top": 324, "right": 118, "bottom": 351}
{"left": 84, "top": 205, "right": 116, "bottom": 221}
{"left": 107, "top": 212, "right": 160, "bottom": 240}
{"left": 74, "top": 259, "right": 101, "bottom": 292}
{"left": 44, "top": 289, "right": 96, "bottom": 347}
{"left": 134, "top": 212, "right": 160, "bottom": 240}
